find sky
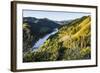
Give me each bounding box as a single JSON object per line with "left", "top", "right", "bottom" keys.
{"left": 23, "top": 10, "right": 90, "bottom": 21}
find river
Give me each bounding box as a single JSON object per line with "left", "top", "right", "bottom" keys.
{"left": 32, "top": 28, "right": 58, "bottom": 51}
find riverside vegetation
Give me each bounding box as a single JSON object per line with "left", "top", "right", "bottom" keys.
{"left": 23, "top": 16, "right": 91, "bottom": 62}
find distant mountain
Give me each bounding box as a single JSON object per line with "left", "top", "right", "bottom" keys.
{"left": 23, "top": 17, "right": 60, "bottom": 28}
{"left": 23, "top": 17, "right": 61, "bottom": 35}
{"left": 55, "top": 20, "right": 73, "bottom": 25}
{"left": 23, "top": 16, "right": 91, "bottom": 62}
{"left": 23, "top": 17, "right": 37, "bottom": 23}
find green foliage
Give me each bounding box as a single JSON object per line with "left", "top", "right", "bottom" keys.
{"left": 39, "top": 27, "right": 51, "bottom": 34}
{"left": 23, "top": 16, "right": 91, "bottom": 62}
{"left": 23, "top": 51, "right": 33, "bottom": 62}
{"left": 80, "top": 47, "right": 91, "bottom": 59}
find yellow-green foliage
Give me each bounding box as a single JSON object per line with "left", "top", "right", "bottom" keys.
{"left": 73, "top": 19, "right": 90, "bottom": 38}
{"left": 80, "top": 47, "right": 91, "bottom": 59}
{"left": 23, "top": 16, "right": 91, "bottom": 62}
{"left": 23, "top": 23, "right": 30, "bottom": 29}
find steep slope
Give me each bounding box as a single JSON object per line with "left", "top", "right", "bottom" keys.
{"left": 23, "top": 16, "right": 91, "bottom": 62}
{"left": 23, "top": 23, "right": 33, "bottom": 53}
{"left": 23, "top": 17, "right": 60, "bottom": 35}
{"left": 59, "top": 16, "right": 90, "bottom": 42}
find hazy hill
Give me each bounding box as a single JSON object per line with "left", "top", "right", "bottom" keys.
{"left": 23, "top": 16, "right": 91, "bottom": 62}
{"left": 55, "top": 20, "right": 73, "bottom": 25}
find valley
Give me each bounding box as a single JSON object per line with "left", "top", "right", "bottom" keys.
{"left": 23, "top": 16, "right": 91, "bottom": 62}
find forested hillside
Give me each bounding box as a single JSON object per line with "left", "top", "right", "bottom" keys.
{"left": 23, "top": 16, "right": 91, "bottom": 62}
{"left": 23, "top": 17, "right": 60, "bottom": 53}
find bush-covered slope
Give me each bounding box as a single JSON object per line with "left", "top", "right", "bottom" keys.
{"left": 23, "top": 16, "right": 91, "bottom": 62}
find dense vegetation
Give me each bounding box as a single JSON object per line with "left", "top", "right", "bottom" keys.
{"left": 23, "top": 17, "right": 60, "bottom": 53}
{"left": 23, "top": 16, "right": 91, "bottom": 62}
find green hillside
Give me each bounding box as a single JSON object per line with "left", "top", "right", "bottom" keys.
{"left": 23, "top": 16, "right": 91, "bottom": 62}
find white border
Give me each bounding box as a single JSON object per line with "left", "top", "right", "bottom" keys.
{"left": 17, "top": 3, "right": 96, "bottom": 69}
